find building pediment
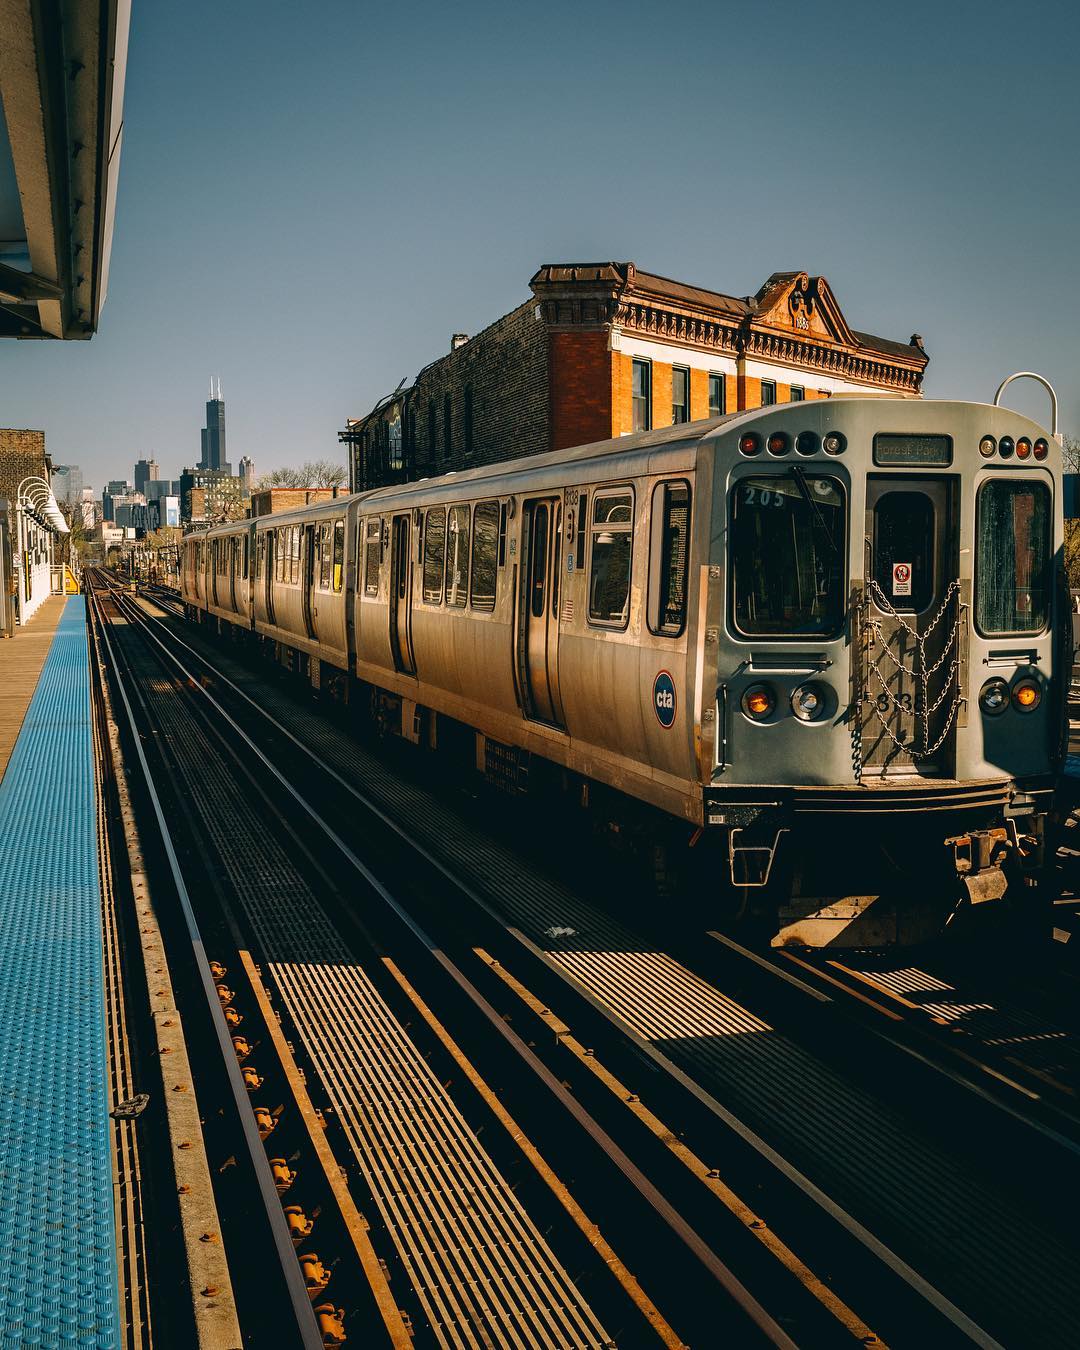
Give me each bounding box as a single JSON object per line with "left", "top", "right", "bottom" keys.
{"left": 751, "top": 272, "right": 857, "bottom": 348}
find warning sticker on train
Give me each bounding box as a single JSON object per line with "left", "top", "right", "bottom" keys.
{"left": 892, "top": 562, "right": 912, "bottom": 597}
{"left": 653, "top": 670, "right": 677, "bottom": 728}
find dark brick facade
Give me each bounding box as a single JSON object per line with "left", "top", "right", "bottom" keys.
{"left": 0, "top": 429, "right": 49, "bottom": 507}
{"left": 344, "top": 302, "right": 549, "bottom": 490}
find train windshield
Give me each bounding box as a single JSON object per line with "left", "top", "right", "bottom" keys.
{"left": 731, "top": 473, "right": 846, "bottom": 637}
{"left": 975, "top": 479, "right": 1051, "bottom": 635}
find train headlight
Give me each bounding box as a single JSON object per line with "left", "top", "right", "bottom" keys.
{"left": 739, "top": 432, "right": 762, "bottom": 456}
{"left": 741, "top": 685, "right": 775, "bottom": 720}
{"left": 979, "top": 436, "right": 996, "bottom": 458}
{"left": 767, "top": 432, "right": 791, "bottom": 456}
{"left": 998, "top": 436, "right": 1015, "bottom": 459}
{"left": 822, "top": 432, "right": 846, "bottom": 455}
{"left": 1034, "top": 438, "right": 1049, "bottom": 460}
{"left": 795, "top": 431, "right": 819, "bottom": 456}
{"left": 1012, "top": 680, "right": 1041, "bottom": 711}
{"left": 979, "top": 678, "right": 1010, "bottom": 716}
{"left": 1016, "top": 437, "right": 1032, "bottom": 460}
{"left": 790, "top": 684, "right": 826, "bottom": 722}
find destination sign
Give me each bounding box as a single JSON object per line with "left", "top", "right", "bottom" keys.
{"left": 873, "top": 433, "right": 953, "bottom": 466}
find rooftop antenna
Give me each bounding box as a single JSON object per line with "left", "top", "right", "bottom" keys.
{"left": 208, "top": 376, "right": 213, "bottom": 399}
{"left": 217, "top": 377, "right": 222, "bottom": 401}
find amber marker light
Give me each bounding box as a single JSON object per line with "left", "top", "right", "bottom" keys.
{"left": 1016, "top": 437, "right": 1032, "bottom": 460}
{"left": 741, "top": 684, "right": 775, "bottom": 719}
{"left": 1034, "top": 438, "right": 1049, "bottom": 460}
{"left": 767, "top": 431, "right": 790, "bottom": 456}
{"left": 1013, "top": 680, "right": 1041, "bottom": 711}
{"left": 739, "top": 432, "right": 762, "bottom": 456}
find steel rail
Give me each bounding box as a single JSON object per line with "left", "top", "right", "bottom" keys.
{"left": 709, "top": 931, "right": 1080, "bottom": 1157}
{"left": 104, "top": 576, "right": 798, "bottom": 1348}
{"left": 118, "top": 577, "right": 1006, "bottom": 1347}
{"left": 86, "top": 579, "right": 325, "bottom": 1350}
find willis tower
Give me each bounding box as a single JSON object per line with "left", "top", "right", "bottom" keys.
{"left": 199, "top": 377, "right": 231, "bottom": 473}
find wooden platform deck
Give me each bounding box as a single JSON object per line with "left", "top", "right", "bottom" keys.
{"left": 0, "top": 595, "right": 66, "bottom": 786}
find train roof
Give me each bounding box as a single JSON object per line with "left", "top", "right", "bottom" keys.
{"left": 192, "top": 396, "right": 1056, "bottom": 540}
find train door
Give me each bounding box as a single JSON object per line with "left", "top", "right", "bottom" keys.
{"left": 302, "top": 524, "right": 317, "bottom": 639}
{"left": 517, "top": 498, "right": 565, "bottom": 727}
{"left": 265, "top": 531, "right": 276, "bottom": 626}
{"left": 862, "top": 477, "right": 960, "bottom": 774}
{"left": 389, "top": 514, "right": 415, "bottom": 674}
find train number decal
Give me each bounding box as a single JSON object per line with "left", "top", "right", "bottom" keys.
{"left": 653, "top": 670, "right": 677, "bottom": 728}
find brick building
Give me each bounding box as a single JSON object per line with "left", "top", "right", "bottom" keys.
{"left": 0, "top": 428, "right": 68, "bottom": 628}
{"left": 342, "top": 263, "right": 928, "bottom": 491}
{"left": 249, "top": 486, "right": 347, "bottom": 518}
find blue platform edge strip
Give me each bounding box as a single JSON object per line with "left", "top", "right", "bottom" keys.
{"left": 0, "top": 598, "right": 118, "bottom": 1347}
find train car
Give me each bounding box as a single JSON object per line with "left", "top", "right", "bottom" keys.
{"left": 182, "top": 397, "right": 1067, "bottom": 947}
{"left": 249, "top": 498, "right": 356, "bottom": 676}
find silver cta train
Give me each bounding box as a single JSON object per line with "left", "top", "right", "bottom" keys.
{"left": 182, "top": 397, "right": 1068, "bottom": 947}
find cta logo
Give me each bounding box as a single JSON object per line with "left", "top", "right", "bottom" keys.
{"left": 653, "top": 670, "right": 677, "bottom": 729}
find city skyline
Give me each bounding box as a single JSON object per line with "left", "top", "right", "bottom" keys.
{"left": 1, "top": 0, "right": 1078, "bottom": 486}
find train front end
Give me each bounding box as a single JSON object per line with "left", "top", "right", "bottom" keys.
{"left": 699, "top": 398, "right": 1066, "bottom": 946}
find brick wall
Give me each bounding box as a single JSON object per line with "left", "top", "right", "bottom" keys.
{"left": 411, "top": 301, "right": 549, "bottom": 474}
{"left": 249, "top": 487, "right": 346, "bottom": 517}
{"left": 0, "top": 429, "right": 48, "bottom": 506}
{"left": 549, "top": 329, "right": 612, "bottom": 450}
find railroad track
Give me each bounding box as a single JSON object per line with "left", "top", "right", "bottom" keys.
{"left": 91, "top": 570, "right": 824, "bottom": 1349}
{"left": 91, "top": 569, "right": 1080, "bottom": 1347}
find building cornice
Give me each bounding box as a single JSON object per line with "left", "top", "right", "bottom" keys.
{"left": 531, "top": 263, "right": 927, "bottom": 393}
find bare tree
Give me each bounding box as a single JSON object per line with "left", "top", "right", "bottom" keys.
{"left": 258, "top": 460, "right": 347, "bottom": 490}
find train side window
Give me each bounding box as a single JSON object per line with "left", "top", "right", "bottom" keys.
{"left": 975, "top": 479, "right": 1051, "bottom": 635}
{"left": 648, "top": 480, "right": 692, "bottom": 637}
{"left": 274, "top": 529, "right": 284, "bottom": 583}
{"left": 498, "top": 502, "right": 508, "bottom": 567}
{"left": 530, "top": 503, "right": 549, "bottom": 617}
{"left": 243, "top": 534, "right": 249, "bottom": 579}
{"left": 333, "top": 519, "right": 345, "bottom": 593}
{"left": 423, "top": 507, "right": 446, "bottom": 603}
{"left": 471, "top": 501, "right": 499, "bottom": 611}
{"left": 445, "top": 505, "right": 469, "bottom": 608}
{"left": 318, "top": 523, "right": 332, "bottom": 590}
{"left": 363, "top": 519, "right": 382, "bottom": 596}
{"left": 291, "top": 526, "right": 301, "bottom": 584}
{"left": 588, "top": 489, "right": 634, "bottom": 629}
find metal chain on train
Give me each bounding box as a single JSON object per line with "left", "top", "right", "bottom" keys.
{"left": 861, "top": 579, "right": 965, "bottom": 763}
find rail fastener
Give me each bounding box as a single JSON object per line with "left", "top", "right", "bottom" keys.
{"left": 473, "top": 946, "right": 886, "bottom": 1350}
{"left": 235, "top": 949, "right": 414, "bottom": 1350}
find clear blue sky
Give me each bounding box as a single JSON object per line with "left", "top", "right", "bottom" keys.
{"left": 1, "top": 0, "right": 1078, "bottom": 491}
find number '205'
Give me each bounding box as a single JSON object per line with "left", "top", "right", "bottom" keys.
{"left": 743, "top": 488, "right": 784, "bottom": 508}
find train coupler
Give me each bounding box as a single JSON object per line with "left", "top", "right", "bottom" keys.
{"left": 946, "top": 826, "right": 1013, "bottom": 906}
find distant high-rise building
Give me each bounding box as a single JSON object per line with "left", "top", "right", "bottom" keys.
{"left": 77, "top": 488, "right": 97, "bottom": 530}
{"left": 238, "top": 456, "right": 255, "bottom": 493}
{"left": 107, "top": 479, "right": 133, "bottom": 496}
{"left": 134, "top": 458, "right": 159, "bottom": 495}
{"left": 180, "top": 466, "right": 245, "bottom": 523}
{"left": 199, "top": 377, "right": 231, "bottom": 474}
{"left": 51, "top": 464, "right": 83, "bottom": 504}
{"left": 141, "top": 478, "right": 180, "bottom": 499}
